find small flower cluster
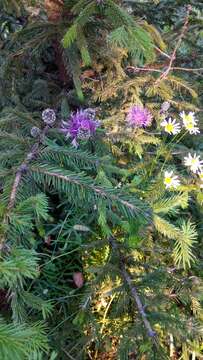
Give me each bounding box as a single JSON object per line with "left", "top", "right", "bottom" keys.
{"left": 161, "top": 111, "right": 200, "bottom": 135}
{"left": 164, "top": 153, "right": 203, "bottom": 190}
{"left": 30, "top": 108, "right": 56, "bottom": 138}
{"left": 160, "top": 108, "right": 202, "bottom": 190}
{"left": 125, "top": 104, "right": 202, "bottom": 191}
{"left": 180, "top": 111, "right": 200, "bottom": 135}
{"left": 61, "top": 108, "right": 100, "bottom": 147}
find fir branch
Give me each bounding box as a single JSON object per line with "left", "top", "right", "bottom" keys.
{"left": 0, "top": 317, "right": 48, "bottom": 360}
{"left": 31, "top": 165, "right": 151, "bottom": 220}
{"left": 41, "top": 139, "right": 101, "bottom": 169}
{"left": 109, "top": 237, "right": 157, "bottom": 341}
{"left": 153, "top": 193, "right": 189, "bottom": 215}
{"left": 173, "top": 220, "right": 197, "bottom": 270}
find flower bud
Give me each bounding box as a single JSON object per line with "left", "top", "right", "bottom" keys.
{"left": 42, "top": 108, "right": 56, "bottom": 125}
{"left": 161, "top": 102, "right": 170, "bottom": 113}
{"left": 30, "top": 126, "right": 41, "bottom": 138}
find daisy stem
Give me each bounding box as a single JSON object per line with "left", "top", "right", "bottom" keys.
{"left": 160, "top": 130, "right": 188, "bottom": 173}
{"left": 149, "top": 130, "right": 187, "bottom": 177}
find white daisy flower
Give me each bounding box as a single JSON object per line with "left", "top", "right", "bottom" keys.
{"left": 186, "top": 125, "right": 200, "bottom": 135}
{"left": 184, "top": 153, "right": 203, "bottom": 173}
{"left": 180, "top": 111, "right": 197, "bottom": 126}
{"left": 180, "top": 111, "right": 200, "bottom": 135}
{"left": 164, "top": 171, "right": 180, "bottom": 189}
{"left": 160, "top": 118, "right": 181, "bottom": 135}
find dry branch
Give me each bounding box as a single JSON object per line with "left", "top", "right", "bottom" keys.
{"left": 109, "top": 237, "right": 157, "bottom": 340}
{"left": 155, "top": 5, "right": 192, "bottom": 84}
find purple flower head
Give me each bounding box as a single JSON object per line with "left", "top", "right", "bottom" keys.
{"left": 126, "top": 105, "right": 152, "bottom": 128}
{"left": 61, "top": 109, "right": 100, "bottom": 147}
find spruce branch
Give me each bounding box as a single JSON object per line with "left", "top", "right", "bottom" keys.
{"left": 109, "top": 237, "right": 157, "bottom": 341}
{"left": 125, "top": 6, "right": 203, "bottom": 81}
{"left": 31, "top": 166, "right": 150, "bottom": 220}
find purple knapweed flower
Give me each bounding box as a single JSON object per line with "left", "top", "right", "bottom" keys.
{"left": 42, "top": 108, "right": 56, "bottom": 125}
{"left": 61, "top": 109, "right": 100, "bottom": 147}
{"left": 126, "top": 105, "right": 152, "bottom": 128}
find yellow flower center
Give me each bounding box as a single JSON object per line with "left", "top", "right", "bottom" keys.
{"left": 165, "top": 177, "right": 172, "bottom": 184}
{"left": 184, "top": 114, "right": 193, "bottom": 123}
{"left": 186, "top": 122, "right": 194, "bottom": 129}
{"left": 165, "top": 124, "right": 174, "bottom": 132}
{"left": 191, "top": 159, "right": 198, "bottom": 165}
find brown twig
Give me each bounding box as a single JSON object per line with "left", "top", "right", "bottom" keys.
{"left": 0, "top": 124, "right": 51, "bottom": 250}
{"left": 109, "top": 237, "right": 157, "bottom": 340}
{"left": 8, "top": 125, "right": 50, "bottom": 210}
{"left": 154, "top": 46, "right": 171, "bottom": 59}
{"left": 126, "top": 66, "right": 203, "bottom": 74}
{"left": 171, "top": 67, "right": 203, "bottom": 73}
{"left": 155, "top": 5, "right": 192, "bottom": 85}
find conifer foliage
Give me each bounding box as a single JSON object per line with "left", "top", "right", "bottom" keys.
{"left": 0, "top": 1, "right": 202, "bottom": 359}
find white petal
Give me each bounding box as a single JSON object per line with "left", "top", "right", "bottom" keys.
{"left": 164, "top": 171, "right": 173, "bottom": 177}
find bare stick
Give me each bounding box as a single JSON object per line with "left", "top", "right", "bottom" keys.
{"left": 109, "top": 237, "right": 156, "bottom": 340}
{"left": 154, "top": 46, "right": 171, "bottom": 59}
{"left": 126, "top": 66, "right": 203, "bottom": 74}
{"left": 0, "top": 124, "right": 52, "bottom": 250}
{"left": 8, "top": 125, "right": 50, "bottom": 210}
